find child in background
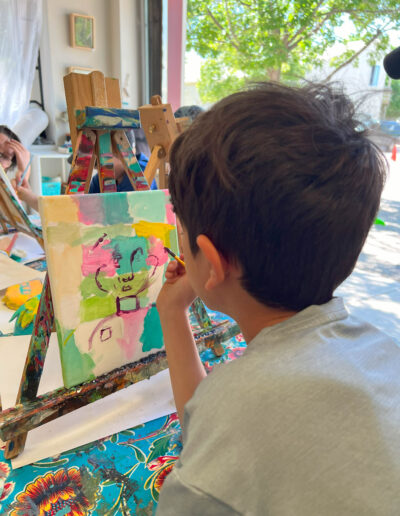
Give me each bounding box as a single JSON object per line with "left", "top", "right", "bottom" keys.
{"left": 0, "top": 125, "right": 31, "bottom": 186}
{"left": 88, "top": 129, "right": 156, "bottom": 192}
{"left": 155, "top": 82, "right": 400, "bottom": 515}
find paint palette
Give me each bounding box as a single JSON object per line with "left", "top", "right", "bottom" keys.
{"left": 40, "top": 190, "right": 178, "bottom": 388}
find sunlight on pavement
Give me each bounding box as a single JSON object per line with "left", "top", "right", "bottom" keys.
{"left": 335, "top": 151, "right": 400, "bottom": 344}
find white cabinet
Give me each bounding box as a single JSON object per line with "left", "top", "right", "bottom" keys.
{"left": 28, "top": 145, "right": 70, "bottom": 196}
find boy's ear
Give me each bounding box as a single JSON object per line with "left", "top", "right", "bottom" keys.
{"left": 196, "top": 234, "right": 227, "bottom": 291}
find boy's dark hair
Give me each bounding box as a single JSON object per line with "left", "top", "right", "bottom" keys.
{"left": 0, "top": 125, "right": 21, "bottom": 168}
{"left": 168, "top": 82, "right": 387, "bottom": 311}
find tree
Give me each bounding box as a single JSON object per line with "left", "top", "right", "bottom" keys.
{"left": 386, "top": 80, "right": 400, "bottom": 120}
{"left": 187, "top": 0, "right": 400, "bottom": 103}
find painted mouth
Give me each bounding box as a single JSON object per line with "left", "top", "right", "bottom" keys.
{"left": 116, "top": 295, "right": 140, "bottom": 315}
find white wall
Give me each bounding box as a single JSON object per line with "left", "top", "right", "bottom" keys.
{"left": 328, "top": 52, "right": 386, "bottom": 119}
{"left": 39, "top": 0, "right": 145, "bottom": 144}
{"left": 310, "top": 50, "right": 387, "bottom": 120}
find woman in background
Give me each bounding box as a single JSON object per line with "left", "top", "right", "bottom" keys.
{"left": 0, "top": 125, "right": 31, "bottom": 185}
{"left": 0, "top": 125, "right": 38, "bottom": 209}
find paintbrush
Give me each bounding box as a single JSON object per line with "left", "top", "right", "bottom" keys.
{"left": 5, "top": 233, "right": 18, "bottom": 256}
{"left": 164, "top": 246, "right": 186, "bottom": 267}
{"left": 17, "top": 155, "right": 32, "bottom": 187}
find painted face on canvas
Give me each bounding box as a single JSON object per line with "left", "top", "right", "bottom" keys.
{"left": 81, "top": 231, "right": 160, "bottom": 315}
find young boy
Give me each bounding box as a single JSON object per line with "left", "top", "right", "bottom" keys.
{"left": 155, "top": 82, "right": 400, "bottom": 514}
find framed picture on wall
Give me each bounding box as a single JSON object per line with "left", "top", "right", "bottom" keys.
{"left": 70, "top": 13, "right": 95, "bottom": 50}
{"left": 67, "top": 66, "right": 93, "bottom": 74}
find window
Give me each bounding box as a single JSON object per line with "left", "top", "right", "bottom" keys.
{"left": 370, "top": 65, "right": 381, "bottom": 87}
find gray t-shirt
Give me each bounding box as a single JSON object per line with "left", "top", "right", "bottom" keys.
{"left": 156, "top": 298, "right": 400, "bottom": 515}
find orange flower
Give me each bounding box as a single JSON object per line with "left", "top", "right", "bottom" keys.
{"left": 145, "top": 455, "right": 178, "bottom": 501}
{"left": 10, "top": 467, "right": 96, "bottom": 516}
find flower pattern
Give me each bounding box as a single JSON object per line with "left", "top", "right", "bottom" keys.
{"left": 9, "top": 467, "right": 97, "bottom": 516}
{"left": 0, "top": 461, "right": 15, "bottom": 506}
{"left": 145, "top": 455, "right": 179, "bottom": 501}
{"left": 0, "top": 311, "right": 246, "bottom": 515}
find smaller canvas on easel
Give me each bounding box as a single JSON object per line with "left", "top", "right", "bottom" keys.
{"left": 40, "top": 190, "right": 178, "bottom": 388}
{"left": 0, "top": 165, "right": 42, "bottom": 245}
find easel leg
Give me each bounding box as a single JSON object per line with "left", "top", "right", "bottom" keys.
{"left": 190, "top": 298, "right": 225, "bottom": 357}
{"left": 112, "top": 130, "right": 149, "bottom": 191}
{"left": 144, "top": 145, "right": 164, "bottom": 187}
{"left": 65, "top": 130, "right": 97, "bottom": 194}
{"left": 97, "top": 131, "right": 117, "bottom": 193}
{"left": 4, "top": 274, "right": 54, "bottom": 459}
{"left": 159, "top": 158, "right": 168, "bottom": 189}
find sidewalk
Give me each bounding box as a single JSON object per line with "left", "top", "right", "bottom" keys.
{"left": 335, "top": 152, "right": 400, "bottom": 345}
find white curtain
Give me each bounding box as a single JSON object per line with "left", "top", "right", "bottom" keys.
{"left": 0, "top": 0, "right": 42, "bottom": 128}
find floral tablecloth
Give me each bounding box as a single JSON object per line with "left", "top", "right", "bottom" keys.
{"left": 0, "top": 311, "right": 246, "bottom": 515}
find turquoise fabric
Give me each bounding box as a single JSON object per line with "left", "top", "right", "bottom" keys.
{"left": 0, "top": 311, "right": 246, "bottom": 515}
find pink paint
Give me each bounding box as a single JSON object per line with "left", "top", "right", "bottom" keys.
{"left": 118, "top": 309, "right": 149, "bottom": 359}
{"left": 81, "top": 244, "right": 116, "bottom": 277}
{"left": 75, "top": 196, "right": 105, "bottom": 225}
{"left": 146, "top": 236, "right": 169, "bottom": 266}
{"left": 164, "top": 193, "right": 175, "bottom": 225}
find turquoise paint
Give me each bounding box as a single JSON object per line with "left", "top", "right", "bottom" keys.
{"left": 55, "top": 507, "right": 71, "bottom": 516}
{"left": 103, "top": 235, "right": 149, "bottom": 274}
{"left": 102, "top": 193, "right": 131, "bottom": 225}
{"left": 128, "top": 190, "right": 167, "bottom": 223}
{"left": 141, "top": 305, "right": 164, "bottom": 352}
{"left": 61, "top": 331, "right": 96, "bottom": 388}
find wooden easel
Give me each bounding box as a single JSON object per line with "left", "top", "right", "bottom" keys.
{"left": 139, "top": 95, "right": 179, "bottom": 189}
{"left": 0, "top": 72, "right": 239, "bottom": 459}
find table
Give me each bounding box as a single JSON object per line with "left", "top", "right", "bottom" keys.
{"left": 0, "top": 311, "right": 246, "bottom": 515}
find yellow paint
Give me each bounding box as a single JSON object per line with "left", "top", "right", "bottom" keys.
{"left": 40, "top": 196, "right": 78, "bottom": 224}
{"left": 132, "top": 221, "right": 176, "bottom": 247}
{"left": 17, "top": 296, "right": 40, "bottom": 328}
{"left": 3, "top": 279, "right": 43, "bottom": 310}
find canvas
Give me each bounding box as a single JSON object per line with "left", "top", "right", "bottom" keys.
{"left": 40, "top": 190, "right": 178, "bottom": 388}
{"left": 0, "top": 165, "right": 42, "bottom": 243}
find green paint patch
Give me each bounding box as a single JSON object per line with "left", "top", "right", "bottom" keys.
{"left": 81, "top": 294, "right": 116, "bottom": 322}
{"left": 61, "top": 332, "right": 96, "bottom": 388}
{"left": 80, "top": 269, "right": 151, "bottom": 306}
{"left": 71, "top": 223, "right": 132, "bottom": 247}
{"left": 46, "top": 224, "right": 82, "bottom": 245}
{"left": 141, "top": 305, "right": 164, "bottom": 352}
{"left": 128, "top": 190, "right": 168, "bottom": 223}
{"left": 80, "top": 274, "right": 111, "bottom": 298}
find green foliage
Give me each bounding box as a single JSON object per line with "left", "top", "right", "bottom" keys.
{"left": 187, "top": 0, "right": 400, "bottom": 103}
{"left": 386, "top": 80, "right": 400, "bottom": 119}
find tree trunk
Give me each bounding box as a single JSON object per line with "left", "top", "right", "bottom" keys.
{"left": 267, "top": 68, "right": 281, "bottom": 81}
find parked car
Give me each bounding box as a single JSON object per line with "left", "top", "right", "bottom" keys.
{"left": 356, "top": 115, "right": 400, "bottom": 152}
{"left": 379, "top": 120, "right": 400, "bottom": 137}
{"left": 356, "top": 113, "right": 379, "bottom": 131}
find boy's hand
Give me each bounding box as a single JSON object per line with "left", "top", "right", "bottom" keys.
{"left": 157, "top": 259, "right": 196, "bottom": 317}
{"left": 9, "top": 140, "right": 31, "bottom": 183}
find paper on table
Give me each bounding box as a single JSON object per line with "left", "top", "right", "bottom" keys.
{"left": 0, "top": 334, "right": 175, "bottom": 469}
{"left": 0, "top": 302, "right": 18, "bottom": 334}
{"left": 12, "top": 232, "right": 45, "bottom": 262}
{"left": 0, "top": 253, "right": 45, "bottom": 291}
